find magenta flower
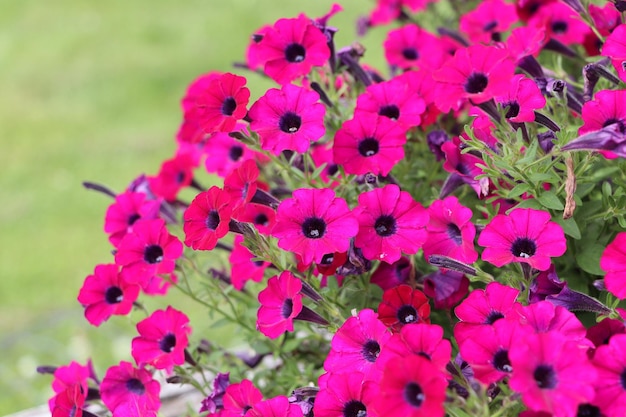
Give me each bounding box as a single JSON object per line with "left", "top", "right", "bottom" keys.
{"left": 333, "top": 114, "right": 407, "bottom": 176}
{"left": 77, "top": 264, "right": 140, "bottom": 326}
{"left": 314, "top": 372, "right": 378, "bottom": 417}
{"left": 423, "top": 196, "right": 478, "bottom": 264}
{"left": 224, "top": 159, "right": 259, "bottom": 216}
{"left": 373, "top": 355, "right": 448, "bottom": 417}
{"left": 131, "top": 306, "right": 191, "bottom": 372}
{"left": 423, "top": 269, "right": 470, "bottom": 310}
{"left": 104, "top": 191, "right": 161, "bottom": 248}
{"left": 249, "top": 83, "right": 325, "bottom": 155}
{"left": 148, "top": 153, "right": 195, "bottom": 202}
{"left": 255, "top": 15, "right": 330, "bottom": 85}
{"left": 223, "top": 379, "right": 263, "bottom": 417}
{"left": 230, "top": 236, "right": 269, "bottom": 291}
{"left": 100, "top": 361, "right": 160, "bottom": 417}
{"left": 324, "top": 309, "right": 392, "bottom": 379}
{"left": 247, "top": 396, "right": 303, "bottom": 417}
{"left": 257, "top": 271, "right": 303, "bottom": 339}
{"left": 602, "top": 24, "right": 626, "bottom": 82}
{"left": 114, "top": 219, "right": 183, "bottom": 286}
{"left": 591, "top": 333, "right": 626, "bottom": 416}
{"left": 478, "top": 208, "right": 567, "bottom": 271}
{"left": 355, "top": 76, "right": 426, "bottom": 130}
{"left": 579, "top": 89, "right": 626, "bottom": 139}
{"left": 354, "top": 184, "right": 429, "bottom": 263}
{"left": 50, "top": 384, "right": 86, "bottom": 417}
{"left": 516, "top": 301, "right": 588, "bottom": 342}
{"left": 370, "top": 257, "right": 411, "bottom": 291}
{"left": 187, "top": 72, "right": 250, "bottom": 134}
{"left": 433, "top": 45, "right": 516, "bottom": 112}
{"left": 495, "top": 74, "right": 546, "bottom": 123}
{"left": 528, "top": 1, "right": 590, "bottom": 46}
{"left": 183, "top": 186, "right": 233, "bottom": 251}
{"left": 271, "top": 188, "right": 358, "bottom": 265}
{"left": 509, "top": 331, "right": 597, "bottom": 417}
{"left": 203, "top": 124, "right": 267, "bottom": 178}
{"left": 383, "top": 24, "right": 446, "bottom": 71}
{"left": 459, "top": 0, "right": 518, "bottom": 44}
{"left": 234, "top": 202, "right": 276, "bottom": 236}
{"left": 441, "top": 139, "right": 489, "bottom": 197}
{"left": 600, "top": 232, "right": 626, "bottom": 299}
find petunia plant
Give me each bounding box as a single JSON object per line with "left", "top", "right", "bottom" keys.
{"left": 42, "top": 0, "right": 626, "bottom": 416}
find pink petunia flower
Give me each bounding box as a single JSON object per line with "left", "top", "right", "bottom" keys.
{"left": 114, "top": 219, "right": 183, "bottom": 286}
{"left": 478, "top": 208, "right": 567, "bottom": 271}
{"left": 271, "top": 188, "right": 358, "bottom": 265}
{"left": 495, "top": 74, "right": 546, "bottom": 123}
{"left": 257, "top": 271, "right": 303, "bottom": 339}
{"left": 333, "top": 114, "right": 407, "bottom": 176}
{"left": 459, "top": 0, "right": 518, "bottom": 44}
{"left": 224, "top": 159, "right": 259, "bottom": 216}
{"left": 203, "top": 124, "right": 267, "bottom": 178}
{"left": 233, "top": 202, "right": 276, "bottom": 236}
{"left": 383, "top": 24, "right": 447, "bottom": 71}
{"left": 100, "top": 361, "right": 161, "bottom": 417}
{"left": 509, "top": 331, "right": 597, "bottom": 417}
{"left": 601, "top": 24, "right": 626, "bottom": 82}
{"left": 222, "top": 379, "right": 263, "bottom": 417}
{"left": 50, "top": 383, "right": 86, "bottom": 417}
{"left": 77, "top": 264, "right": 140, "bottom": 326}
{"left": 370, "top": 257, "right": 411, "bottom": 291}
{"left": 247, "top": 395, "right": 303, "bottom": 417}
{"left": 354, "top": 184, "right": 429, "bottom": 263}
{"left": 377, "top": 285, "right": 430, "bottom": 332}
{"left": 591, "top": 333, "right": 626, "bottom": 416}
{"left": 230, "top": 235, "right": 270, "bottom": 291}
{"left": 600, "top": 232, "right": 626, "bottom": 299}
{"left": 186, "top": 72, "right": 250, "bottom": 134}
{"left": 131, "top": 306, "right": 191, "bottom": 372}
{"left": 255, "top": 15, "right": 330, "bottom": 85}
{"left": 441, "top": 139, "right": 489, "bottom": 197}
{"left": 579, "top": 89, "right": 626, "bottom": 137}
{"left": 314, "top": 372, "right": 379, "bottom": 417}
{"left": 183, "top": 186, "right": 233, "bottom": 251}
{"left": 148, "top": 153, "right": 196, "bottom": 202}
{"left": 528, "top": 1, "right": 591, "bottom": 46}
{"left": 373, "top": 355, "right": 447, "bottom": 417}
{"left": 324, "top": 309, "right": 392, "bottom": 380}
{"left": 104, "top": 191, "right": 161, "bottom": 248}
{"left": 249, "top": 83, "right": 325, "bottom": 155}
{"left": 423, "top": 196, "right": 478, "bottom": 264}
{"left": 515, "top": 301, "right": 588, "bottom": 342}
{"left": 433, "top": 44, "right": 516, "bottom": 112}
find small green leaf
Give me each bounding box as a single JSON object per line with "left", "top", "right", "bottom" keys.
{"left": 555, "top": 217, "right": 581, "bottom": 239}
{"left": 511, "top": 198, "right": 543, "bottom": 210}
{"left": 507, "top": 183, "right": 530, "bottom": 199}
{"left": 528, "top": 172, "right": 557, "bottom": 183}
{"left": 538, "top": 191, "right": 565, "bottom": 210}
{"left": 576, "top": 243, "right": 606, "bottom": 276}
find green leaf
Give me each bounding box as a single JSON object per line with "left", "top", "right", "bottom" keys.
{"left": 507, "top": 183, "right": 530, "bottom": 199}
{"left": 576, "top": 183, "right": 595, "bottom": 198}
{"left": 528, "top": 172, "right": 555, "bottom": 183}
{"left": 538, "top": 191, "right": 564, "bottom": 210}
{"left": 512, "top": 198, "right": 543, "bottom": 210}
{"left": 590, "top": 166, "right": 621, "bottom": 181}
{"left": 576, "top": 243, "right": 606, "bottom": 276}
{"left": 555, "top": 217, "right": 581, "bottom": 239}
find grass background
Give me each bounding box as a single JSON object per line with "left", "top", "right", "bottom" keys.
{"left": 0, "top": 1, "right": 388, "bottom": 414}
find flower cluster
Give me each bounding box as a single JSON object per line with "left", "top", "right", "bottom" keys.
{"left": 44, "top": 1, "right": 626, "bottom": 416}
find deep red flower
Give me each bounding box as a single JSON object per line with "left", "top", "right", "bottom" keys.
{"left": 478, "top": 208, "right": 567, "bottom": 271}
{"left": 104, "top": 191, "right": 161, "bottom": 248}
{"left": 354, "top": 184, "right": 429, "bottom": 263}
{"left": 187, "top": 72, "right": 250, "bottom": 134}
{"left": 459, "top": 0, "right": 518, "bottom": 44}
{"left": 255, "top": 15, "right": 330, "bottom": 84}
{"left": 377, "top": 285, "right": 430, "bottom": 332}
{"left": 131, "top": 306, "right": 191, "bottom": 372}
{"left": 224, "top": 159, "right": 259, "bottom": 216}
{"left": 333, "top": 114, "right": 407, "bottom": 176}
{"left": 433, "top": 45, "right": 516, "bottom": 112}
{"left": 249, "top": 83, "right": 325, "bottom": 155}
{"left": 230, "top": 236, "right": 270, "bottom": 291}
{"left": 78, "top": 264, "right": 140, "bottom": 326}
{"left": 424, "top": 196, "right": 478, "bottom": 264}
{"left": 148, "top": 153, "right": 196, "bottom": 202}
{"left": 100, "top": 361, "right": 160, "bottom": 417}
{"left": 373, "top": 355, "right": 447, "bottom": 417}
{"left": 271, "top": 188, "right": 358, "bottom": 265}
{"left": 115, "top": 219, "right": 183, "bottom": 286}
{"left": 50, "top": 384, "right": 86, "bottom": 417}
{"left": 257, "top": 271, "right": 303, "bottom": 339}
{"left": 383, "top": 24, "right": 447, "bottom": 71}
{"left": 183, "top": 186, "right": 233, "bottom": 251}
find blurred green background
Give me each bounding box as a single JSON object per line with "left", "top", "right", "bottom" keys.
{"left": 0, "top": 1, "right": 387, "bottom": 414}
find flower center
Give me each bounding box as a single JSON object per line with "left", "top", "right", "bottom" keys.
{"left": 221, "top": 97, "right": 237, "bottom": 116}
{"left": 285, "top": 43, "right": 306, "bottom": 63}
{"left": 374, "top": 215, "right": 397, "bottom": 237}
{"left": 343, "top": 400, "right": 367, "bottom": 417}
{"left": 485, "top": 311, "right": 504, "bottom": 325}
{"left": 279, "top": 112, "right": 302, "bottom": 133}
{"left": 229, "top": 145, "right": 244, "bottom": 161}
{"left": 504, "top": 102, "right": 520, "bottom": 119}
{"left": 301, "top": 217, "right": 327, "bottom": 239}
{"left": 551, "top": 21, "right": 568, "bottom": 34}
{"left": 446, "top": 223, "right": 462, "bottom": 245}
{"left": 127, "top": 213, "right": 141, "bottom": 226}
{"left": 397, "top": 305, "right": 418, "bottom": 324}
{"left": 254, "top": 213, "right": 269, "bottom": 226}
{"left": 144, "top": 244, "right": 164, "bottom": 264}
{"left": 483, "top": 21, "right": 498, "bottom": 32}
{"left": 105, "top": 286, "right": 124, "bottom": 304}
{"left": 493, "top": 349, "right": 512, "bottom": 372}
{"left": 404, "top": 382, "right": 425, "bottom": 408}
{"left": 379, "top": 105, "right": 400, "bottom": 120}
{"left": 327, "top": 164, "right": 339, "bottom": 176}
{"left": 621, "top": 368, "right": 626, "bottom": 390}
{"left": 511, "top": 237, "right": 537, "bottom": 258}
{"left": 125, "top": 378, "right": 146, "bottom": 395}
{"left": 206, "top": 210, "right": 220, "bottom": 230}
{"left": 603, "top": 118, "right": 626, "bottom": 133}
{"left": 577, "top": 404, "right": 601, "bottom": 417}
{"left": 282, "top": 298, "right": 293, "bottom": 318}
{"left": 321, "top": 253, "right": 335, "bottom": 265}
{"left": 358, "top": 138, "right": 379, "bottom": 157}
{"left": 362, "top": 340, "right": 381, "bottom": 362}
{"left": 464, "top": 72, "right": 489, "bottom": 94}
{"left": 401, "top": 47, "right": 418, "bottom": 61}
{"left": 160, "top": 333, "right": 177, "bottom": 353}
{"left": 533, "top": 364, "right": 557, "bottom": 389}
